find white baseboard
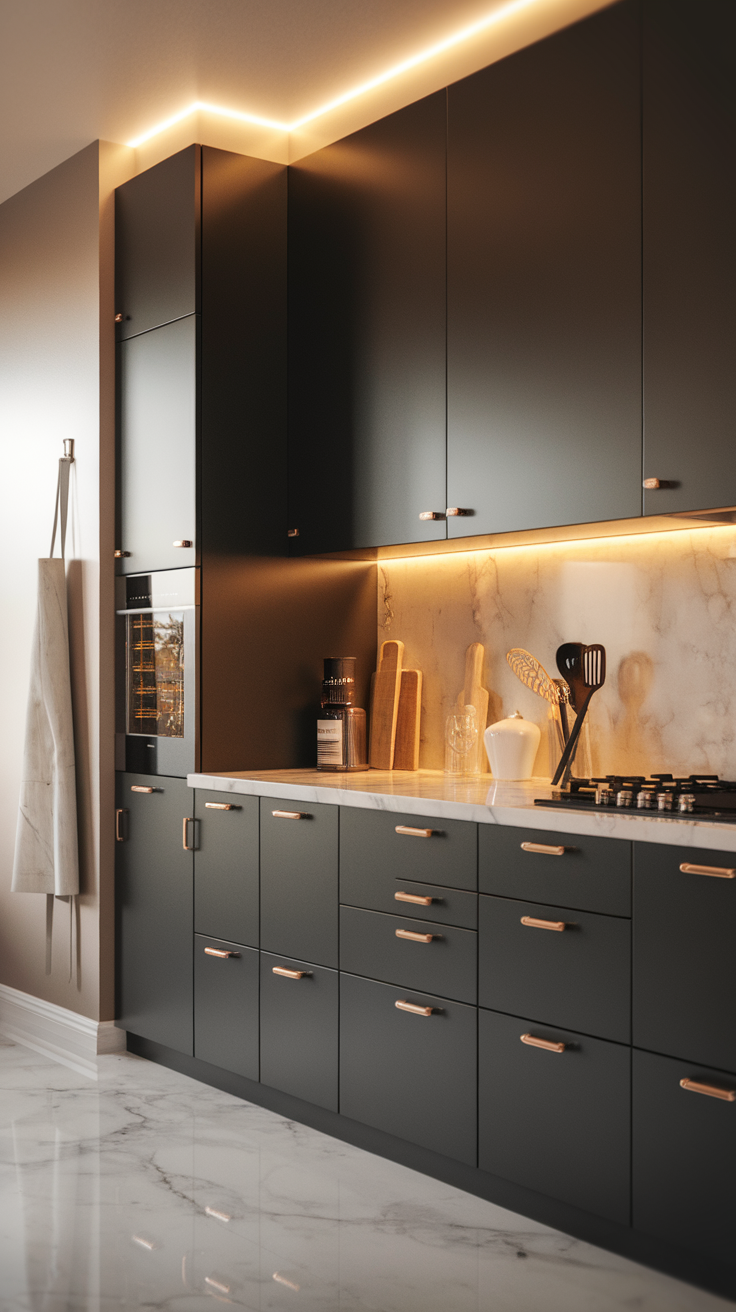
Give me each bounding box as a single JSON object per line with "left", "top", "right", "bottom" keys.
{"left": 0, "top": 983, "right": 126, "bottom": 1078}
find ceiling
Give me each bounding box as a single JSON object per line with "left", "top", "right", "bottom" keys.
{"left": 0, "top": 0, "right": 606, "bottom": 205}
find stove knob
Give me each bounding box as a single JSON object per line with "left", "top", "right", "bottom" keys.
{"left": 656, "top": 792, "right": 674, "bottom": 812}
{"left": 616, "top": 791, "right": 633, "bottom": 808}
{"left": 637, "top": 790, "right": 654, "bottom": 809}
{"left": 678, "top": 793, "right": 696, "bottom": 813}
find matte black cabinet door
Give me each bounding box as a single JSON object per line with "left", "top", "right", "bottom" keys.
{"left": 260, "top": 953, "right": 338, "bottom": 1111}
{"left": 633, "top": 1048, "right": 736, "bottom": 1264}
{"left": 340, "top": 973, "right": 476, "bottom": 1165}
{"left": 118, "top": 316, "right": 197, "bottom": 574}
{"left": 479, "top": 1008, "right": 630, "bottom": 1224}
{"left": 642, "top": 0, "right": 736, "bottom": 515}
{"left": 447, "top": 1, "right": 641, "bottom": 536}
{"left": 340, "top": 906, "right": 477, "bottom": 1004}
{"left": 479, "top": 895, "right": 630, "bottom": 1042}
{"left": 116, "top": 773, "right": 193, "bottom": 1054}
{"left": 260, "top": 798, "right": 338, "bottom": 967}
{"left": 115, "top": 144, "right": 199, "bottom": 340}
{"left": 341, "top": 807, "right": 478, "bottom": 897}
{"left": 194, "top": 935, "right": 259, "bottom": 1080}
{"left": 194, "top": 790, "right": 259, "bottom": 946}
{"left": 479, "top": 825, "right": 631, "bottom": 916}
{"left": 288, "top": 93, "right": 447, "bottom": 552}
{"left": 633, "top": 842, "right": 736, "bottom": 1070}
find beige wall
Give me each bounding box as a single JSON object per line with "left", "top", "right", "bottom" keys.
{"left": 0, "top": 140, "right": 133, "bottom": 1021}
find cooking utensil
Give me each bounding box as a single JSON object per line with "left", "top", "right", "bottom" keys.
{"left": 369, "top": 639, "right": 404, "bottom": 769}
{"left": 506, "top": 648, "right": 560, "bottom": 705}
{"left": 393, "top": 669, "right": 422, "bottom": 770}
{"left": 456, "top": 642, "right": 489, "bottom": 774}
{"left": 551, "top": 644, "right": 606, "bottom": 786}
{"left": 552, "top": 678, "right": 571, "bottom": 743}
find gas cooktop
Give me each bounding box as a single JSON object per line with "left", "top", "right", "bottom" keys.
{"left": 534, "top": 774, "right": 736, "bottom": 822}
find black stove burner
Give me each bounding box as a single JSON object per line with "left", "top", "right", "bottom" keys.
{"left": 535, "top": 774, "right": 736, "bottom": 822}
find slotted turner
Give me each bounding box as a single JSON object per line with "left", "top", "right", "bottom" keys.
{"left": 551, "top": 644, "right": 606, "bottom": 786}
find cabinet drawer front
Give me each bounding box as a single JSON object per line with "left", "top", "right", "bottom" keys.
{"left": 479, "top": 825, "right": 631, "bottom": 915}
{"left": 194, "top": 790, "right": 259, "bottom": 945}
{"left": 340, "top": 906, "right": 477, "bottom": 1004}
{"left": 340, "top": 973, "right": 477, "bottom": 1165}
{"left": 340, "top": 807, "right": 478, "bottom": 896}
{"left": 194, "top": 935, "right": 258, "bottom": 1080}
{"left": 342, "top": 870, "right": 477, "bottom": 929}
{"left": 260, "top": 954, "right": 338, "bottom": 1112}
{"left": 479, "top": 895, "right": 630, "bottom": 1042}
{"left": 479, "top": 1008, "right": 630, "bottom": 1224}
{"left": 633, "top": 1048, "right": 736, "bottom": 1264}
{"left": 260, "top": 797, "right": 338, "bottom": 968}
{"left": 633, "top": 842, "right": 736, "bottom": 1071}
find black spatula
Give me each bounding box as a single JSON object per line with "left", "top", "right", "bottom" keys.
{"left": 551, "top": 644, "right": 606, "bottom": 786}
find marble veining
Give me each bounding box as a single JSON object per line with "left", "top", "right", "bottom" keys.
{"left": 0, "top": 1037, "right": 731, "bottom": 1311}
{"left": 189, "top": 769, "right": 736, "bottom": 852}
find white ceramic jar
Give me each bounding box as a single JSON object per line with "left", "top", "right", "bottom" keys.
{"left": 484, "top": 712, "right": 541, "bottom": 780}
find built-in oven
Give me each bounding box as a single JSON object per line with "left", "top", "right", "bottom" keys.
{"left": 115, "top": 568, "right": 199, "bottom": 776}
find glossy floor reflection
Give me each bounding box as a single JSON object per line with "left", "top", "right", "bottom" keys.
{"left": 0, "top": 1037, "right": 731, "bottom": 1311}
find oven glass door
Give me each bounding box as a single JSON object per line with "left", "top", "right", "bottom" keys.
{"left": 127, "top": 610, "right": 185, "bottom": 739}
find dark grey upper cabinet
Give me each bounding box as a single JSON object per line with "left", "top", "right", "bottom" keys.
{"left": 288, "top": 93, "right": 447, "bottom": 553}
{"left": 115, "top": 145, "right": 200, "bottom": 340}
{"left": 447, "top": 1, "right": 642, "bottom": 537}
{"left": 642, "top": 0, "right": 736, "bottom": 516}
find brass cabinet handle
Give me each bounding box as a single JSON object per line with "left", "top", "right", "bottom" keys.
{"left": 679, "top": 862, "right": 736, "bottom": 879}
{"left": 395, "top": 928, "right": 438, "bottom": 943}
{"left": 520, "top": 841, "right": 567, "bottom": 856}
{"left": 115, "top": 808, "right": 128, "bottom": 842}
{"left": 272, "top": 966, "right": 311, "bottom": 979}
{"left": 114, "top": 549, "right": 131, "bottom": 558}
{"left": 204, "top": 947, "right": 239, "bottom": 958}
{"left": 205, "top": 802, "right": 239, "bottom": 810}
{"left": 520, "top": 915, "right": 568, "bottom": 932}
{"left": 272, "top": 809, "right": 309, "bottom": 820}
{"left": 173, "top": 539, "right": 193, "bottom": 547}
{"left": 445, "top": 507, "right": 473, "bottom": 516}
{"left": 183, "top": 817, "right": 198, "bottom": 850}
{"left": 680, "top": 1078, "right": 735, "bottom": 1102}
{"left": 395, "top": 1000, "right": 437, "bottom": 1017}
{"left": 520, "top": 1032, "right": 566, "bottom": 1053}
{"left": 131, "top": 785, "right": 155, "bottom": 793}
{"left": 643, "top": 477, "right": 663, "bottom": 489}
{"left": 395, "top": 825, "right": 435, "bottom": 838}
{"left": 287, "top": 528, "right": 300, "bottom": 538}
{"left": 418, "top": 511, "right": 445, "bottom": 521}
{"left": 394, "top": 891, "right": 435, "bottom": 906}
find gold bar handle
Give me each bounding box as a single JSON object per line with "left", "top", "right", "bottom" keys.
{"left": 183, "top": 817, "right": 196, "bottom": 850}
{"left": 204, "top": 947, "right": 239, "bottom": 958}
{"left": 131, "top": 785, "right": 155, "bottom": 793}
{"left": 395, "top": 928, "right": 438, "bottom": 943}
{"left": 395, "top": 1000, "right": 437, "bottom": 1016}
{"left": 520, "top": 1032, "right": 566, "bottom": 1053}
{"left": 272, "top": 966, "right": 311, "bottom": 979}
{"left": 115, "top": 808, "right": 128, "bottom": 842}
{"left": 520, "top": 915, "right": 568, "bottom": 932}
{"left": 680, "top": 1078, "right": 735, "bottom": 1102}
{"left": 205, "top": 802, "right": 239, "bottom": 810}
{"left": 679, "top": 862, "right": 736, "bottom": 879}
{"left": 395, "top": 825, "right": 435, "bottom": 838}
{"left": 394, "top": 891, "right": 434, "bottom": 906}
{"left": 173, "top": 540, "right": 193, "bottom": 548}
{"left": 272, "top": 810, "right": 309, "bottom": 820}
{"left": 520, "top": 841, "right": 567, "bottom": 856}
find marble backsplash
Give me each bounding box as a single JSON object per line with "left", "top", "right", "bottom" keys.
{"left": 377, "top": 525, "right": 736, "bottom": 779}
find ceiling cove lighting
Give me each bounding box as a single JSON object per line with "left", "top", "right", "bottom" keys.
{"left": 126, "top": 0, "right": 549, "bottom": 149}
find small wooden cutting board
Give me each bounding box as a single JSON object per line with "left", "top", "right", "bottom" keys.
{"left": 369, "top": 639, "right": 404, "bottom": 769}
{"left": 456, "top": 641, "right": 489, "bottom": 773}
{"left": 393, "top": 669, "right": 423, "bottom": 771}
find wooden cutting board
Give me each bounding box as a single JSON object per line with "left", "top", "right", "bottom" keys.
{"left": 456, "top": 641, "right": 489, "bottom": 773}
{"left": 393, "top": 669, "right": 422, "bottom": 771}
{"left": 369, "top": 639, "right": 404, "bottom": 769}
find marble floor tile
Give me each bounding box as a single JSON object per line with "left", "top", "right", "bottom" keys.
{"left": 0, "top": 1035, "right": 731, "bottom": 1311}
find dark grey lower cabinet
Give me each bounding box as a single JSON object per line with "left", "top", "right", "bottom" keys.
{"left": 479, "top": 1008, "right": 630, "bottom": 1224}
{"left": 633, "top": 1048, "right": 736, "bottom": 1263}
{"left": 193, "top": 935, "right": 259, "bottom": 1080}
{"left": 260, "top": 953, "right": 338, "bottom": 1111}
{"left": 340, "top": 973, "right": 476, "bottom": 1165}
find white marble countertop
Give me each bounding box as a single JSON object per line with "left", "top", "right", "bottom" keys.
{"left": 187, "top": 769, "right": 736, "bottom": 853}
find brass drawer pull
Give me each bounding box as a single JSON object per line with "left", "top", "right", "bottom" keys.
{"left": 115, "top": 808, "right": 128, "bottom": 842}
{"left": 394, "top": 891, "right": 435, "bottom": 906}
{"left": 131, "top": 785, "right": 155, "bottom": 793}
{"left": 173, "top": 540, "right": 193, "bottom": 548}
{"left": 395, "top": 825, "right": 435, "bottom": 838}
{"left": 204, "top": 947, "right": 239, "bottom": 958}
{"left": 680, "top": 1078, "right": 735, "bottom": 1102}
{"left": 182, "top": 817, "right": 197, "bottom": 850}
{"left": 445, "top": 507, "right": 473, "bottom": 517}
{"left": 395, "top": 928, "right": 438, "bottom": 943}
{"left": 205, "top": 802, "right": 239, "bottom": 810}
{"left": 395, "top": 1000, "right": 437, "bottom": 1017}
{"left": 520, "top": 841, "right": 567, "bottom": 856}
{"left": 272, "top": 809, "right": 309, "bottom": 820}
{"left": 679, "top": 862, "right": 736, "bottom": 879}
{"left": 520, "top": 915, "right": 568, "bottom": 932}
{"left": 114, "top": 549, "right": 131, "bottom": 558}
{"left": 272, "top": 966, "right": 311, "bottom": 979}
{"left": 418, "top": 511, "right": 445, "bottom": 521}
{"left": 520, "top": 1032, "right": 566, "bottom": 1053}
